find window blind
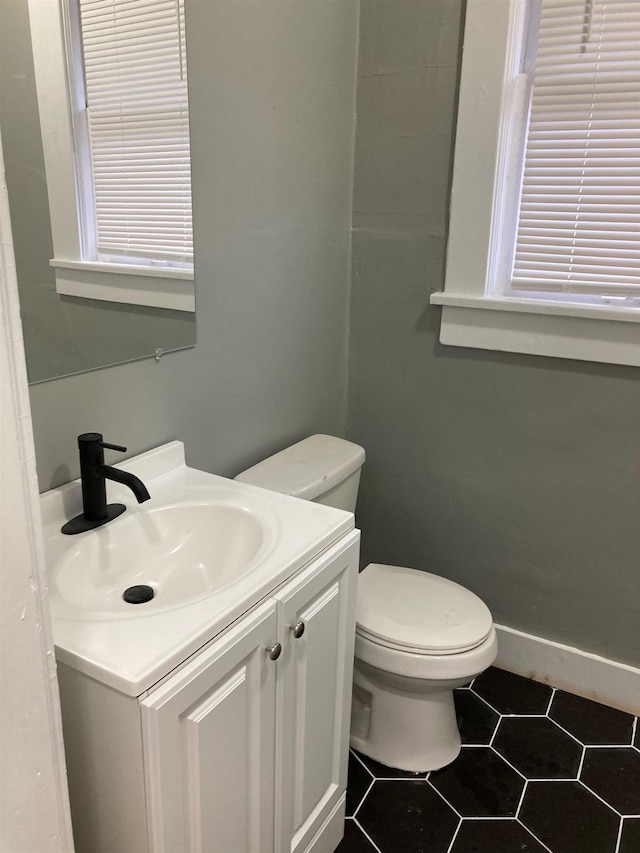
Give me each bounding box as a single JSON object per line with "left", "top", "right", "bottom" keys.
{"left": 79, "top": 0, "right": 192, "bottom": 265}
{"left": 511, "top": 0, "right": 640, "bottom": 297}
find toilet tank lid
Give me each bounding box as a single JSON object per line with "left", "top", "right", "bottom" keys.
{"left": 234, "top": 434, "right": 365, "bottom": 501}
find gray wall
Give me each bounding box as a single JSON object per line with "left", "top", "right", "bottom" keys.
{"left": 0, "top": 0, "right": 195, "bottom": 383}
{"left": 28, "top": 0, "right": 359, "bottom": 488}
{"left": 347, "top": 0, "right": 640, "bottom": 666}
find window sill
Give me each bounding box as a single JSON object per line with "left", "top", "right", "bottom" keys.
{"left": 429, "top": 293, "right": 640, "bottom": 367}
{"left": 50, "top": 259, "right": 195, "bottom": 313}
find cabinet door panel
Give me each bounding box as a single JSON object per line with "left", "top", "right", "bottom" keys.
{"left": 274, "top": 533, "right": 359, "bottom": 853}
{"left": 141, "top": 601, "right": 278, "bottom": 853}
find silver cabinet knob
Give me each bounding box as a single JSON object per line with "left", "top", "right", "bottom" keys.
{"left": 292, "top": 621, "right": 305, "bottom": 639}
{"left": 267, "top": 642, "right": 282, "bottom": 661}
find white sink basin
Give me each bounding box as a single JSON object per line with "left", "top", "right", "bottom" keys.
{"left": 40, "top": 441, "right": 354, "bottom": 695}
{"left": 54, "top": 501, "right": 271, "bottom": 617}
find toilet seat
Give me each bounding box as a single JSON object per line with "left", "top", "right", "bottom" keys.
{"left": 356, "top": 564, "right": 493, "bottom": 656}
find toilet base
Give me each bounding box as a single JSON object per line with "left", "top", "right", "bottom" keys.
{"left": 349, "top": 660, "right": 463, "bottom": 772}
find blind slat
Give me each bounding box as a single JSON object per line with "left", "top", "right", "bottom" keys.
{"left": 511, "top": 0, "right": 640, "bottom": 297}
{"left": 79, "top": 0, "right": 192, "bottom": 263}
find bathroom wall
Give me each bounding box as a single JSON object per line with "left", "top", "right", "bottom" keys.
{"left": 347, "top": 0, "right": 640, "bottom": 667}
{"left": 26, "top": 0, "right": 359, "bottom": 489}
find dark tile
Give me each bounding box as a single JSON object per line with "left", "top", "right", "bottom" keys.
{"left": 335, "top": 819, "right": 378, "bottom": 853}
{"left": 580, "top": 748, "right": 640, "bottom": 815}
{"left": 355, "top": 750, "right": 427, "bottom": 779}
{"left": 549, "top": 690, "right": 635, "bottom": 746}
{"left": 450, "top": 818, "right": 548, "bottom": 852}
{"left": 472, "top": 668, "right": 552, "bottom": 715}
{"left": 454, "top": 689, "right": 500, "bottom": 745}
{"left": 619, "top": 818, "right": 640, "bottom": 853}
{"left": 429, "top": 747, "right": 525, "bottom": 817}
{"left": 346, "top": 752, "right": 373, "bottom": 817}
{"left": 520, "top": 781, "right": 620, "bottom": 853}
{"left": 634, "top": 721, "right": 639, "bottom": 750}
{"left": 493, "top": 716, "right": 582, "bottom": 779}
{"left": 357, "top": 779, "right": 459, "bottom": 853}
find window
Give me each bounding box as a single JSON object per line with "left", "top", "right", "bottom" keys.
{"left": 28, "top": 0, "right": 194, "bottom": 312}
{"left": 431, "top": 0, "right": 639, "bottom": 366}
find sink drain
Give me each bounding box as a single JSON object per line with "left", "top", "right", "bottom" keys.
{"left": 123, "top": 585, "right": 154, "bottom": 604}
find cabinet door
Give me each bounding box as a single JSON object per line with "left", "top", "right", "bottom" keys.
{"left": 274, "top": 533, "right": 359, "bottom": 853}
{"left": 141, "top": 600, "right": 279, "bottom": 853}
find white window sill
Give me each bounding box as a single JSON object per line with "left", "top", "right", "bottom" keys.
{"left": 429, "top": 293, "right": 640, "bottom": 367}
{"left": 50, "top": 259, "right": 195, "bottom": 313}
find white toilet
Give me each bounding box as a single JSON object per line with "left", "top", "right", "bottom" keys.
{"left": 235, "top": 434, "right": 497, "bottom": 772}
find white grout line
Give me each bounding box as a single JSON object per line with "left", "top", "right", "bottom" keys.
{"left": 350, "top": 748, "right": 376, "bottom": 779}
{"left": 489, "top": 714, "right": 503, "bottom": 747}
{"left": 352, "top": 818, "right": 383, "bottom": 853}
{"left": 444, "top": 818, "right": 462, "bottom": 853}
{"left": 351, "top": 778, "right": 376, "bottom": 819}
{"left": 515, "top": 778, "right": 529, "bottom": 819}
{"left": 488, "top": 744, "right": 529, "bottom": 782}
{"left": 516, "top": 818, "right": 555, "bottom": 853}
{"left": 545, "top": 687, "right": 557, "bottom": 715}
{"left": 545, "top": 714, "right": 589, "bottom": 749}
{"left": 577, "top": 743, "right": 587, "bottom": 777}
{"left": 426, "top": 778, "right": 463, "bottom": 818}
{"left": 577, "top": 776, "right": 624, "bottom": 817}
{"left": 614, "top": 816, "right": 624, "bottom": 853}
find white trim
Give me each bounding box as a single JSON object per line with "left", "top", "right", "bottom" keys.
{"left": 431, "top": 294, "right": 640, "bottom": 366}
{"left": 494, "top": 624, "right": 640, "bottom": 715}
{"left": 434, "top": 0, "right": 640, "bottom": 366}
{"left": 54, "top": 265, "right": 195, "bottom": 312}
{"left": 0, "top": 133, "right": 74, "bottom": 851}
{"left": 27, "top": 0, "right": 194, "bottom": 312}
{"left": 51, "top": 259, "right": 195, "bottom": 312}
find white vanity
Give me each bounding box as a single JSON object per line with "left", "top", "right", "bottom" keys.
{"left": 40, "top": 442, "right": 359, "bottom": 853}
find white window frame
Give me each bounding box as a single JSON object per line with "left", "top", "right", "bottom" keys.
{"left": 430, "top": 0, "right": 639, "bottom": 367}
{"left": 27, "top": 0, "right": 194, "bottom": 313}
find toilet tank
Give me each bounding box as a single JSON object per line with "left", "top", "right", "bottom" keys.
{"left": 234, "top": 434, "right": 366, "bottom": 512}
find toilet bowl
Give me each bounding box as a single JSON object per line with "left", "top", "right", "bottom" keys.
{"left": 235, "top": 435, "right": 497, "bottom": 772}
{"left": 351, "top": 563, "right": 497, "bottom": 771}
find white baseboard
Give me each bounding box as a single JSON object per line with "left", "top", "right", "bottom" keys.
{"left": 494, "top": 624, "right": 640, "bottom": 715}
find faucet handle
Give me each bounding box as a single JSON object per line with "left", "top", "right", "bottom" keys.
{"left": 101, "top": 441, "right": 127, "bottom": 453}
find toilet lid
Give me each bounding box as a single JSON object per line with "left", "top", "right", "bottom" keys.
{"left": 356, "top": 564, "right": 493, "bottom": 654}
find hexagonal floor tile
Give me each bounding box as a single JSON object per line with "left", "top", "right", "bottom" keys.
{"left": 429, "top": 747, "right": 525, "bottom": 817}
{"left": 450, "top": 819, "right": 548, "bottom": 852}
{"left": 357, "top": 779, "right": 459, "bottom": 853}
{"left": 519, "top": 780, "right": 620, "bottom": 853}
{"left": 493, "top": 716, "right": 582, "bottom": 779}
{"left": 346, "top": 752, "right": 373, "bottom": 817}
{"left": 580, "top": 748, "right": 640, "bottom": 815}
{"left": 472, "top": 668, "right": 552, "bottom": 715}
{"left": 454, "top": 688, "right": 500, "bottom": 745}
{"left": 335, "top": 819, "right": 378, "bottom": 853}
{"left": 619, "top": 818, "right": 640, "bottom": 853}
{"left": 549, "top": 690, "right": 635, "bottom": 746}
{"left": 634, "top": 723, "right": 639, "bottom": 750}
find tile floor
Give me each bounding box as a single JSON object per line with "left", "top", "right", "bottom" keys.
{"left": 338, "top": 667, "right": 639, "bottom": 853}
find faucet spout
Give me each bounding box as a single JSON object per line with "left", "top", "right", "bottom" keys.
{"left": 61, "top": 432, "right": 151, "bottom": 535}
{"left": 101, "top": 466, "right": 151, "bottom": 504}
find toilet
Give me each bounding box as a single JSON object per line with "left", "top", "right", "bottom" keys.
{"left": 235, "top": 434, "right": 497, "bottom": 772}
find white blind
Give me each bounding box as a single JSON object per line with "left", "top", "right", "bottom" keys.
{"left": 511, "top": 0, "right": 640, "bottom": 297}
{"left": 79, "top": 0, "right": 192, "bottom": 265}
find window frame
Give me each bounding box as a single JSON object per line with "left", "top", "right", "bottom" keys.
{"left": 430, "top": 0, "right": 639, "bottom": 367}
{"left": 27, "top": 0, "right": 194, "bottom": 313}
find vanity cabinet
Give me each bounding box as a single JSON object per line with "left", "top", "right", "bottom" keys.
{"left": 58, "top": 532, "right": 359, "bottom": 853}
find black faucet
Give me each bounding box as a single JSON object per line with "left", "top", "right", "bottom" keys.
{"left": 61, "top": 433, "right": 151, "bottom": 535}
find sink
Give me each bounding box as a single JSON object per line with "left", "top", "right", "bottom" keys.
{"left": 53, "top": 500, "right": 275, "bottom": 619}
{"left": 40, "top": 441, "right": 354, "bottom": 694}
